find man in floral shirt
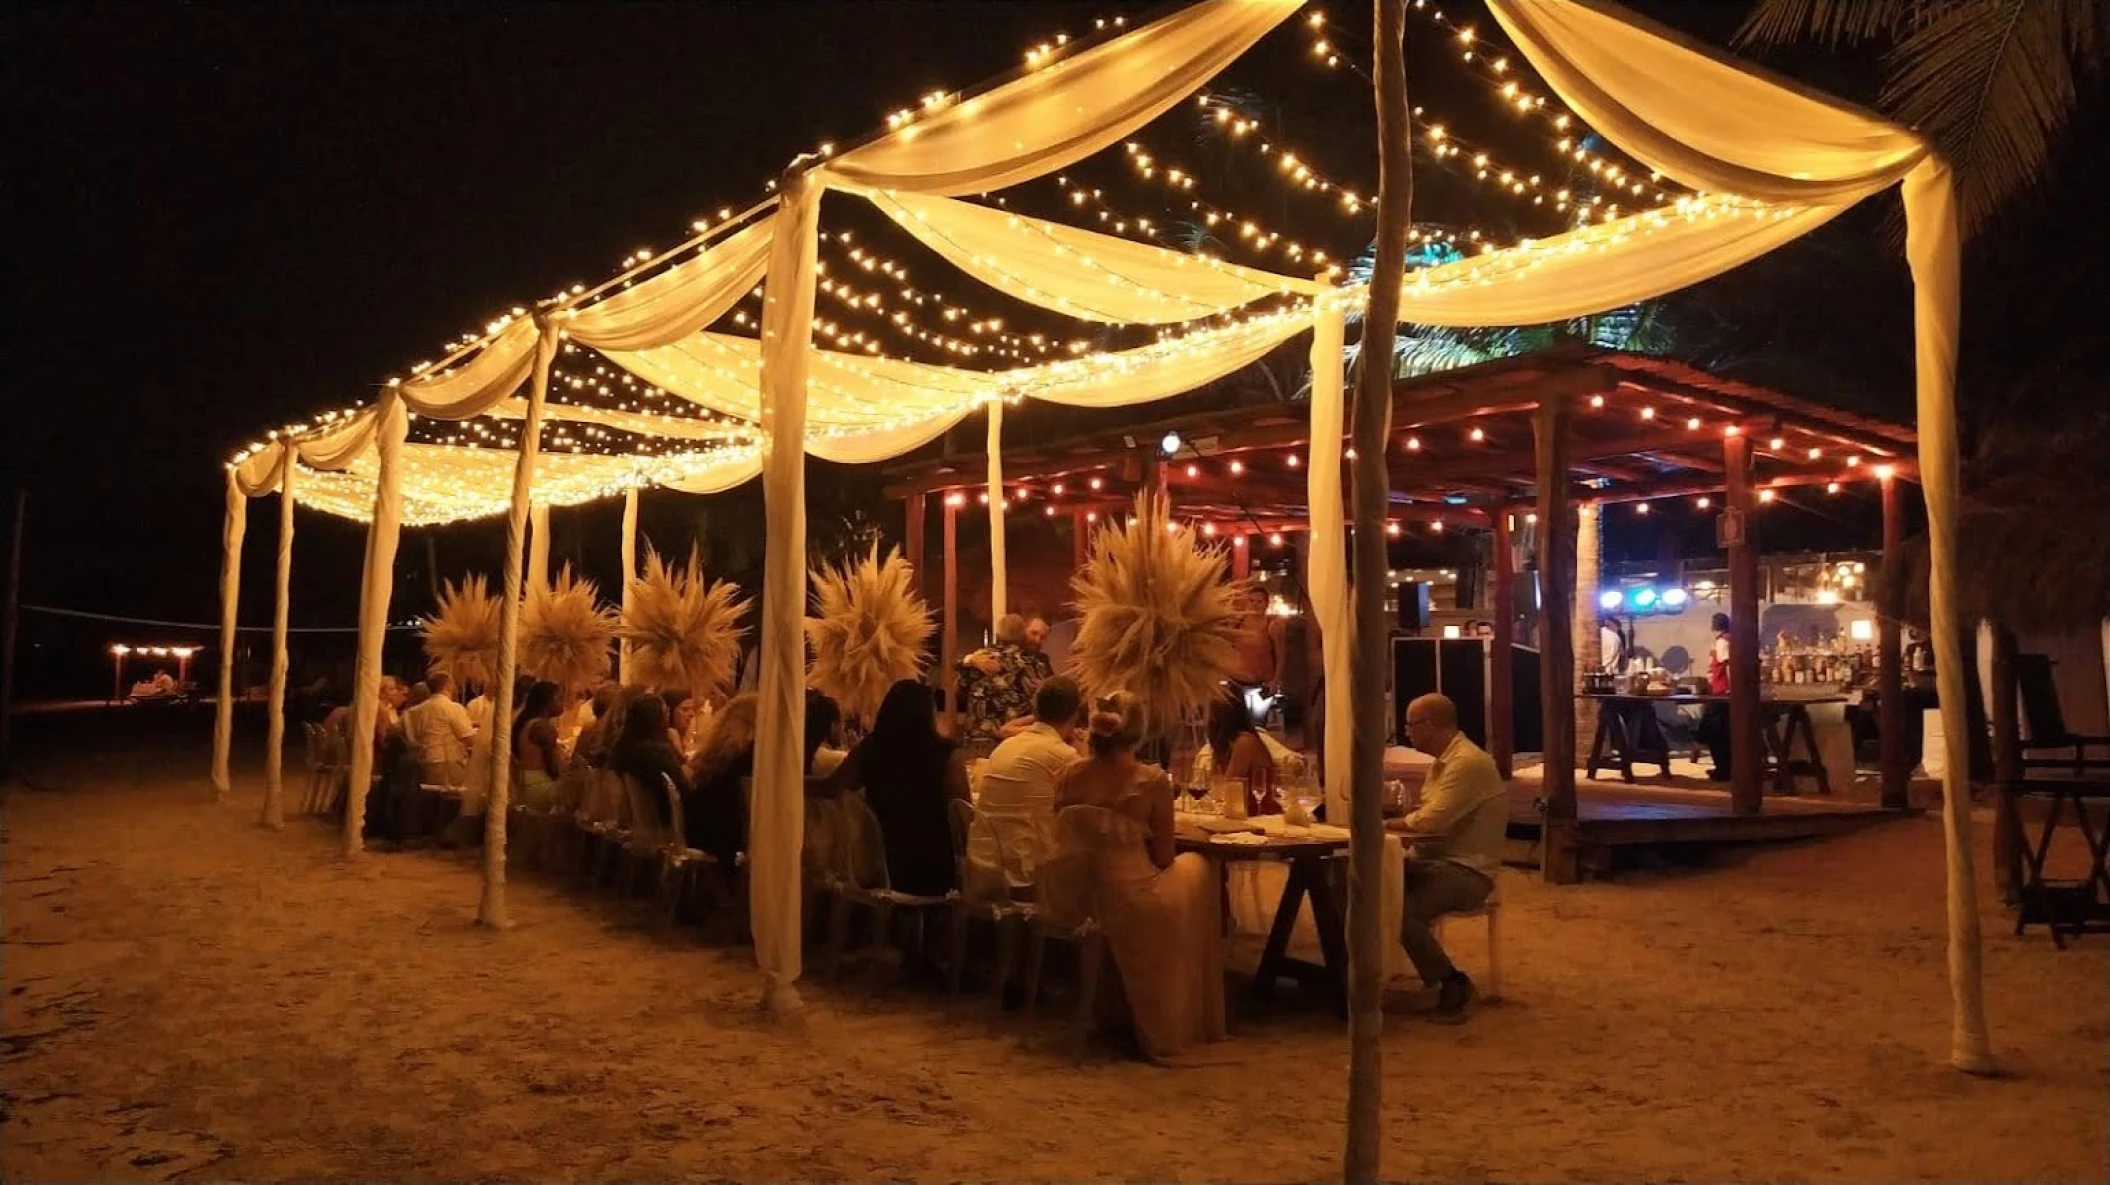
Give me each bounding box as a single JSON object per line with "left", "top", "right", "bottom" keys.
{"left": 957, "top": 614, "right": 1040, "bottom": 750}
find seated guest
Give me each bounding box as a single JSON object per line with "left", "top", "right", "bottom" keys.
{"left": 685, "top": 693, "right": 758, "bottom": 863}
{"left": 399, "top": 671, "right": 476, "bottom": 787}
{"left": 967, "top": 676, "right": 1084, "bottom": 894}
{"left": 810, "top": 679, "right": 969, "bottom": 898}
{"left": 512, "top": 680, "right": 565, "bottom": 810}
{"left": 956, "top": 614, "right": 1039, "bottom": 750}
{"left": 611, "top": 694, "right": 690, "bottom": 840}
{"left": 570, "top": 683, "right": 623, "bottom": 768}
{"left": 1204, "top": 696, "right": 1277, "bottom": 803}
{"left": 1046, "top": 691, "right": 1226, "bottom": 1063}
{"left": 663, "top": 690, "right": 698, "bottom": 758}
{"left": 1387, "top": 693, "right": 1507, "bottom": 1025}
{"left": 405, "top": 681, "right": 432, "bottom": 710}
{"left": 804, "top": 690, "right": 847, "bottom": 777}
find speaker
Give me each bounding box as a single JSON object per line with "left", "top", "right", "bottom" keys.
{"left": 1396, "top": 581, "right": 1431, "bottom": 632}
{"left": 1454, "top": 561, "right": 1482, "bottom": 610}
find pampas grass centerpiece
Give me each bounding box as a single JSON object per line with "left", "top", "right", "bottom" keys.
{"left": 519, "top": 566, "right": 618, "bottom": 692}
{"left": 805, "top": 544, "right": 933, "bottom": 725}
{"left": 1068, "top": 492, "right": 1242, "bottom": 739}
{"left": 423, "top": 574, "right": 502, "bottom": 693}
{"left": 620, "top": 546, "right": 750, "bottom": 699}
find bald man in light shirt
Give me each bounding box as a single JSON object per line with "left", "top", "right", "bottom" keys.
{"left": 1389, "top": 692, "right": 1508, "bottom": 1023}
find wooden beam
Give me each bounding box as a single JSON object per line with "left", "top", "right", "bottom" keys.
{"left": 1534, "top": 400, "right": 1580, "bottom": 883}
{"left": 1878, "top": 474, "right": 1908, "bottom": 809}
{"left": 904, "top": 491, "right": 926, "bottom": 603}
{"left": 942, "top": 498, "right": 959, "bottom": 730}
{"left": 1724, "top": 432, "right": 1764, "bottom": 815}
{"left": 1612, "top": 377, "right": 1913, "bottom": 460}
{"left": 1072, "top": 508, "right": 1090, "bottom": 572}
{"left": 1489, "top": 508, "right": 1515, "bottom": 779}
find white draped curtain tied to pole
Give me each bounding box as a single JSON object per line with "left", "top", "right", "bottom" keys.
{"left": 221, "top": 0, "right": 1976, "bottom": 1052}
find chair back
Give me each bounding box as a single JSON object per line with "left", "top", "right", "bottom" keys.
{"left": 836, "top": 793, "right": 893, "bottom": 892}
{"left": 947, "top": 797, "right": 976, "bottom": 886}
{"left": 661, "top": 772, "right": 688, "bottom": 847}
{"left": 302, "top": 722, "right": 324, "bottom": 770}
{"left": 2015, "top": 653, "right": 2070, "bottom": 742}
{"left": 1037, "top": 806, "right": 1120, "bottom": 931}
{"left": 804, "top": 796, "right": 847, "bottom": 884}
{"left": 963, "top": 810, "right": 1036, "bottom": 904}
{"left": 320, "top": 727, "right": 349, "bottom": 769}
{"left": 620, "top": 773, "right": 669, "bottom": 847}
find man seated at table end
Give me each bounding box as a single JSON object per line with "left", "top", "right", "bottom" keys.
{"left": 1388, "top": 692, "right": 1508, "bottom": 1025}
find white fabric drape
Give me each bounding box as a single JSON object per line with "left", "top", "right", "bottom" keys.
{"left": 850, "top": 186, "right": 1313, "bottom": 323}
{"left": 396, "top": 318, "right": 540, "bottom": 420}
{"left": 1486, "top": 0, "right": 1925, "bottom": 203}
{"left": 987, "top": 399, "right": 1006, "bottom": 622}
{"left": 752, "top": 172, "right": 821, "bottom": 1012}
{"left": 262, "top": 455, "right": 295, "bottom": 829}
{"left": 481, "top": 316, "right": 562, "bottom": 928}
{"left": 1305, "top": 296, "right": 1352, "bottom": 821}
{"left": 343, "top": 394, "right": 408, "bottom": 853}
{"left": 289, "top": 442, "right": 735, "bottom": 526}
{"left": 212, "top": 468, "right": 246, "bottom": 796}
{"left": 486, "top": 397, "right": 749, "bottom": 443}
{"left": 1381, "top": 195, "right": 1873, "bottom": 328}
{"left": 529, "top": 503, "right": 551, "bottom": 594}
{"left": 619, "top": 486, "right": 640, "bottom": 684}
{"left": 567, "top": 216, "right": 776, "bottom": 352}
{"left": 660, "top": 452, "right": 764, "bottom": 495}
{"left": 824, "top": 0, "right": 1297, "bottom": 196}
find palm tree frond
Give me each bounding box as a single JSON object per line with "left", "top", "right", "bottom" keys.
{"left": 1881, "top": 0, "right": 2102, "bottom": 239}
{"left": 1734, "top": 0, "right": 1923, "bottom": 48}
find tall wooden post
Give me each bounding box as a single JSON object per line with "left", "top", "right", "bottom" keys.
{"left": 0, "top": 490, "right": 23, "bottom": 776}
{"left": 1534, "top": 401, "right": 1579, "bottom": 883}
{"left": 1573, "top": 501, "right": 1602, "bottom": 765}
{"left": 1878, "top": 474, "right": 1908, "bottom": 808}
{"left": 1989, "top": 623, "right": 2024, "bottom": 903}
{"left": 1724, "top": 433, "right": 1763, "bottom": 814}
{"left": 1231, "top": 536, "right": 1251, "bottom": 582}
{"left": 941, "top": 497, "right": 959, "bottom": 728}
{"left": 904, "top": 491, "right": 927, "bottom": 603}
{"left": 1489, "top": 511, "right": 1515, "bottom": 779}
{"left": 1072, "top": 508, "right": 1091, "bottom": 572}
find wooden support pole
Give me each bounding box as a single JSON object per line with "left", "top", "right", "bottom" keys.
{"left": 1573, "top": 501, "right": 1602, "bottom": 766}
{"left": 1072, "top": 508, "right": 1091, "bottom": 572}
{"left": 904, "top": 491, "right": 927, "bottom": 603}
{"left": 1489, "top": 510, "right": 1515, "bottom": 779}
{"left": 1231, "top": 536, "right": 1251, "bottom": 582}
{"left": 942, "top": 497, "right": 959, "bottom": 729}
{"left": 1878, "top": 475, "right": 1908, "bottom": 808}
{"left": 1724, "top": 432, "right": 1764, "bottom": 815}
{"left": 0, "top": 490, "right": 23, "bottom": 777}
{"left": 1989, "top": 623, "right": 2024, "bottom": 903}
{"left": 1534, "top": 401, "right": 1579, "bottom": 883}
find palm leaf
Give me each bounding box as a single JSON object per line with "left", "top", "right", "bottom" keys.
{"left": 422, "top": 574, "right": 501, "bottom": 693}
{"left": 804, "top": 544, "right": 934, "bottom": 724}
{"left": 620, "top": 545, "right": 751, "bottom": 699}
{"left": 519, "top": 566, "right": 618, "bottom": 693}
{"left": 1735, "top": 0, "right": 1926, "bottom": 48}
{"left": 1067, "top": 492, "right": 1243, "bottom": 740}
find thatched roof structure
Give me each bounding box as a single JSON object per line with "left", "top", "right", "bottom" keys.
{"left": 1880, "top": 430, "right": 2110, "bottom": 634}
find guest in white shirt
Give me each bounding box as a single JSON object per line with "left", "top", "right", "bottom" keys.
{"left": 966, "top": 676, "right": 1085, "bottom": 894}
{"left": 400, "top": 671, "right": 477, "bottom": 787}
{"left": 1388, "top": 692, "right": 1508, "bottom": 1024}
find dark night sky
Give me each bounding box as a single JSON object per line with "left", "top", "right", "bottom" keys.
{"left": 7, "top": 1, "right": 2105, "bottom": 651}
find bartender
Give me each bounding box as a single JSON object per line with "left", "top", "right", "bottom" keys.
{"left": 1699, "top": 612, "right": 1733, "bottom": 781}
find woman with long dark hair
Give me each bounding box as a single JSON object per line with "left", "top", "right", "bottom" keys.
{"left": 612, "top": 693, "right": 691, "bottom": 834}
{"left": 811, "top": 678, "right": 969, "bottom": 897}
{"left": 512, "top": 680, "right": 565, "bottom": 810}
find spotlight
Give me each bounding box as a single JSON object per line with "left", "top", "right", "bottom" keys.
{"left": 1160, "top": 431, "right": 1182, "bottom": 456}
{"left": 1598, "top": 590, "right": 1624, "bottom": 611}
{"left": 1661, "top": 588, "right": 1690, "bottom": 609}
{"left": 1631, "top": 587, "right": 1659, "bottom": 609}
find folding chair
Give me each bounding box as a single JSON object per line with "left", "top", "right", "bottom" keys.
{"left": 947, "top": 805, "right": 1036, "bottom": 999}
{"left": 2018, "top": 654, "right": 2110, "bottom": 775}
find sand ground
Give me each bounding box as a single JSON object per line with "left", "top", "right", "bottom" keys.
{"left": 3, "top": 746, "right": 2105, "bottom": 1183}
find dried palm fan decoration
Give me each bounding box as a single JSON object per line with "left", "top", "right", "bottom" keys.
{"left": 518, "top": 565, "right": 618, "bottom": 692}
{"left": 1068, "top": 491, "right": 1243, "bottom": 739}
{"left": 620, "top": 545, "right": 750, "bottom": 699}
{"left": 422, "top": 574, "right": 502, "bottom": 693}
{"left": 805, "top": 544, "right": 933, "bottom": 725}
